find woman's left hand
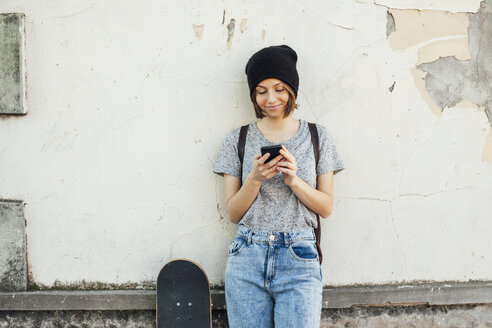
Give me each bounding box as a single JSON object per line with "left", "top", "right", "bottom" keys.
{"left": 277, "top": 145, "right": 298, "bottom": 187}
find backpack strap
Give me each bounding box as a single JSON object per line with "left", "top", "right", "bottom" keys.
{"left": 308, "top": 122, "right": 323, "bottom": 264}
{"left": 238, "top": 125, "right": 249, "bottom": 182}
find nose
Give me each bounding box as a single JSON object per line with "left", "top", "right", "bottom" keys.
{"left": 267, "top": 91, "right": 277, "bottom": 103}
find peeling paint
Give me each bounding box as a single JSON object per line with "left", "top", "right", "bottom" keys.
{"left": 192, "top": 24, "right": 204, "bottom": 40}
{"left": 226, "top": 18, "right": 235, "bottom": 49}
{"left": 411, "top": 38, "right": 471, "bottom": 118}
{"left": 1, "top": 0, "right": 491, "bottom": 290}
{"left": 483, "top": 128, "right": 492, "bottom": 163}
{"left": 416, "top": 38, "right": 471, "bottom": 63}
{"left": 387, "top": 9, "right": 469, "bottom": 50}
{"left": 386, "top": 11, "right": 396, "bottom": 37}
{"left": 389, "top": 81, "right": 396, "bottom": 92}
{"left": 411, "top": 67, "right": 442, "bottom": 117}
{"left": 417, "top": 57, "right": 469, "bottom": 108}
{"left": 240, "top": 19, "right": 248, "bottom": 33}
{"left": 375, "top": 0, "right": 482, "bottom": 13}
{"left": 416, "top": 2, "right": 492, "bottom": 126}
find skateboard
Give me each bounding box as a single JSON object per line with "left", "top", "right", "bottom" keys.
{"left": 156, "top": 259, "right": 212, "bottom": 328}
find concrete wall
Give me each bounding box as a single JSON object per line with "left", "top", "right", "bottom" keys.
{"left": 0, "top": 0, "right": 491, "bottom": 289}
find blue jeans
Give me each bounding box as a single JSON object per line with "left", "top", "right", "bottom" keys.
{"left": 225, "top": 225, "right": 323, "bottom": 328}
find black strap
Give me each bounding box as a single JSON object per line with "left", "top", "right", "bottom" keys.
{"left": 308, "top": 122, "right": 323, "bottom": 264}
{"left": 238, "top": 125, "right": 249, "bottom": 182}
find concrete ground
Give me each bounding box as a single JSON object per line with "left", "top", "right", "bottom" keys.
{"left": 1, "top": 305, "right": 492, "bottom": 327}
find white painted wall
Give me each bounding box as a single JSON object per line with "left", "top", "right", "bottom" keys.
{"left": 0, "top": 0, "right": 490, "bottom": 287}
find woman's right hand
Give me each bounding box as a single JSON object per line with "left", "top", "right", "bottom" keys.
{"left": 248, "top": 152, "right": 284, "bottom": 183}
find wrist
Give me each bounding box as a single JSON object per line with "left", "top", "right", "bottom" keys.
{"left": 245, "top": 173, "right": 262, "bottom": 188}
{"left": 287, "top": 175, "right": 301, "bottom": 189}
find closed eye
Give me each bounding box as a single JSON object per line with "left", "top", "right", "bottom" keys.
{"left": 257, "top": 89, "right": 284, "bottom": 95}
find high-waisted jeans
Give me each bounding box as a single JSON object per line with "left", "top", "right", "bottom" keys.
{"left": 225, "top": 225, "right": 323, "bottom": 328}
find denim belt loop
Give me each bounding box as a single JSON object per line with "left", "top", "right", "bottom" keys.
{"left": 283, "top": 232, "right": 290, "bottom": 247}
{"left": 247, "top": 230, "right": 253, "bottom": 245}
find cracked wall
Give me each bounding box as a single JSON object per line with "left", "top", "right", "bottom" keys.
{"left": 387, "top": 2, "right": 492, "bottom": 164}
{"left": 417, "top": 2, "right": 492, "bottom": 126}
{"left": 0, "top": 0, "right": 491, "bottom": 288}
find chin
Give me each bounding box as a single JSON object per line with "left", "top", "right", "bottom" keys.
{"left": 263, "top": 107, "right": 287, "bottom": 118}
{"left": 265, "top": 112, "right": 285, "bottom": 119}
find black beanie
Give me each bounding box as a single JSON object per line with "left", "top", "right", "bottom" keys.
{"left": 245, "top": 45, "right": 299, "bottom": 98}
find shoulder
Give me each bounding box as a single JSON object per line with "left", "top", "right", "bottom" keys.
{"left": 223, "top": 125, "right": 242, "bottom": 142}
{"left": 306, "top": 121, "right": 335, "bottom": 143}
{"left": 221, "top": 123, "right": 254, "bottom": 146}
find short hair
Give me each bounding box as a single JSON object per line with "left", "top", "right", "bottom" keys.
{"left": 250, "top": 83, "right": 298, "bottom": 119}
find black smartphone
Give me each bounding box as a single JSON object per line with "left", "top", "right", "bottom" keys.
{"left": 261, "top": 145, "right": 282, "bottom": 163}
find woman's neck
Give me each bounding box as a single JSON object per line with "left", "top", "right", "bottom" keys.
{"left": 256, "top": 116, "right": 300, "bottom": 143}
{"left": 258, "top": 116, "right": 298, "bottom": 132}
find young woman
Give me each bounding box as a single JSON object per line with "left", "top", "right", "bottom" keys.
{"left": 213, "top": 45, "right": 344, "bottom": 328}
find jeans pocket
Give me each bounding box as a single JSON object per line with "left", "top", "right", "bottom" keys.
{"left": 228, "top": 236, "right": 247, "bottom": 257}
{"left": 288, "top": 240, "right": 319, "bottom": 262}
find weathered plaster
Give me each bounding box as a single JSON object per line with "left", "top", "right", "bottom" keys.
{"left": 0, "top": 13, "right": 26, "bottom": 114}
{"left": 483, "top": 129, "right": 492, "bottom": 162}
{"left": 387, "top": 8, "right": 470, "bottom": 118}
{"left": 416, "top": 2, "right": 492, "bottom": 127}
{"left": 375, "top": 0, "right": 481, "bottom": 13}
{"left": 388, "top": 3, "right": 492, "bottom": 161}
{"left": 226, "top": 18, "right": 235, "bottom": 49}
{"left": 414, "top": 38, "right": 472, "bottom": 115}
{"left": 192, "top": 24, "right": 204, "bottom": 40}
{"left": 387, "top": 9, "right": 469, "bottom": 50}
{"left": 0, "top": 200, "right": 26, "bottom": 291}
{"left": 408, "top": 70, "right": 440, "bottom": 118}
{"left": 240, "top": 19, "right": 248, "bottom": 33}
{"left": 30, "top": 279, "right": 155, "bottom": 291}
{"left": 1, "top": 0, "right": 491, "bottom": 288}
{"left": 386, "top": 11, "right": 396, "bottom": 37}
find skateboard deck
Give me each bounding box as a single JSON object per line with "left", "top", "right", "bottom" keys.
{"left": 156, "top": 259, "right": 211, "bottom": 328}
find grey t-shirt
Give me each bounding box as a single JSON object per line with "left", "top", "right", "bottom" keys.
{"left": 213, "top": 119, "right": 345, "bottom": 232}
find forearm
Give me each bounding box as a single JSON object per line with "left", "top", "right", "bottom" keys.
{"left": 289, "top": 176, "right": 333, "bottom": 218}
{"left": 226, "top": 175, "right": 262, "bottom": 224}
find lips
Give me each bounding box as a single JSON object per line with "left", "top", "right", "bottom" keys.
{"left": 266, "top": 104, "right": 281, "bottom": 110}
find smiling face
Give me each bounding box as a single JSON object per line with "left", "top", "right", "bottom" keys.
{"left": 252, "top": 78, "right": 296, "bottom": 119}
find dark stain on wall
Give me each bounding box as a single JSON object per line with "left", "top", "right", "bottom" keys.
{"left": 386, "top": 11, "right": 396, "bottom": 37}
{"left": 0, "top": 13, "right": 25, "bottom": 114}
{"left": 0, "top": 200, "right": 27, "bottom": 291}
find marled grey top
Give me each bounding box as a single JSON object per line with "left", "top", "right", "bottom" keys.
{"left": 213, "top": 119, "right": 345, "bottom": 232}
